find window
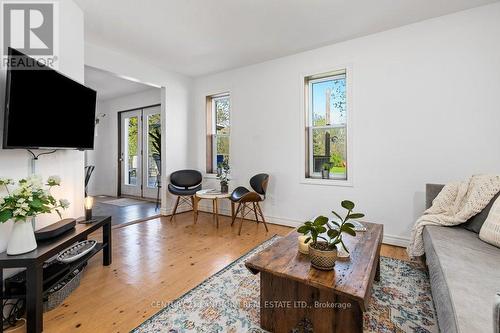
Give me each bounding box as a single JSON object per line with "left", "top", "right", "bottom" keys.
{"left": 305, "top": 70, "right": 348, "bottom": 180}
{"left": 206, "top": 93, "right": 230, "bottom": 173}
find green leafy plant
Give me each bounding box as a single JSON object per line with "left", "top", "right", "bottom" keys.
{"left": 297, "top": 200, "right": 364, "bottom": 252}
{"left": 0, "top": 175, "right": 69, "bottom": 223}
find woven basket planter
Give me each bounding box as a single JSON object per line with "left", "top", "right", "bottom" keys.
{"left": 308, "top": 242, "right": 337, "bottom": 270}
{"left": 44, "top": 267, "right": 84, "bottom": 312}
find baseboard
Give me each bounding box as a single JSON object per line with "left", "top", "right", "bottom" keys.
{"left": 162, "top": 203, "right": 410, "bottom": 247}
{"left": 383, "top": 234, "right": 410, "bottom": 247}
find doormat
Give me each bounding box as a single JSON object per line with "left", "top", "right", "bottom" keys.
{"left": 101, "top": 198, "right": 151, "bottom": 207}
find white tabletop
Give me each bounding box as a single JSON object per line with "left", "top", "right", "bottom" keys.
{"left": 196, "top": 189, "right": 231, "bottom": 199}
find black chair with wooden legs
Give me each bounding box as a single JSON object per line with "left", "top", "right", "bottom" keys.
{"left": 230, "top": 173, "right": 270, "bottom": 235}
{"left": 168, "top": 170, "right": 202, "bottom": 221}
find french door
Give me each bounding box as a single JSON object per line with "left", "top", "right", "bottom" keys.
{"left": 120, "top": 105, "right": 161, "bottom": 198}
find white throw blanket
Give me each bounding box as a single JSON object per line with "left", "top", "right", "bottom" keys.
{"left": 407, "top": 174, "right": 500, "bottom": 257}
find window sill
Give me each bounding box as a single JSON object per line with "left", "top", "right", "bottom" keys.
{"left": 300, "top": 178, "right": 353, "bottom": 187}
{"left": 204, "top": 173, "right": 218, "bottom": 179}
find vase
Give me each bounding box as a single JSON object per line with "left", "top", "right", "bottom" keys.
{"left": 321, "top": 169, "right": 330, "bottom": 179}
{"left": 308, "top": 242, "right": 337, "bottom": 270}
{"left": 7, "top": 219, "right": 37, "bottom": 255}
{"left": 0, "top": 220, "right": 14, "bottom": 253}
{"left": 220, "top": 183, "right": 228, "bottom": 193}
{"left": 297, "top": 235, "right": 309, "bottom": 255}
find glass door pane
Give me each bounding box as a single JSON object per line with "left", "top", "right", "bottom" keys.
{"left": 121, "top": 110, "right": 142, "bottom": 197}
{"left": 147, "top": 113, "right": 161, "bottom": 188}
{"left": 142, "top": 106, "right": 162, "bottom": 199}
{"left": 125, "top": 116, "right": 139, "bottom": 185}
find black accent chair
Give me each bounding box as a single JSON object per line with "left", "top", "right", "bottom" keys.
{"left": 168, "top": 170, "right": 202, "bottom": 221}
{"left": 230, "top": 173, "right": 269, "bottom": 235}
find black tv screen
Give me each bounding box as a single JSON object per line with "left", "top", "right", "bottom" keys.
{"left": 3, "top": 48, "right": 97, "bottom": 150}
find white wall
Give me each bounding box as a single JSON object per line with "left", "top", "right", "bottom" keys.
{"left": 192, "top": 3, "right": 500, "bottom": 245}
{"left": 86, "top": 88, "right": 161, "bottom": 196}
{"left": 0, "top": 0, "right": 85, "bottom": 229}
{"left": 85, "top": 43, "right": 192, "bottom": 213}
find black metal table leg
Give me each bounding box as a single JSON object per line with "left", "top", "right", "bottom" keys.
{"left": 26, "top": 264, "right": 43, "bottom": 333}
{"left": 103, "top": 220, "right": 112, "bottom": 266}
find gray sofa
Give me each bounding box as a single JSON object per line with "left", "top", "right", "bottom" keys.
{"left": 424, "top": 184, "right": 500, "bottom": 333}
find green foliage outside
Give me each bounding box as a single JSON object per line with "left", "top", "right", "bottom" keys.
{"left": 312, "top": 123, "right": 347, "bottom": 175}
{"left": 331, "top": 166, "right": 346, "bottom": 174}
{"left": 127, "top": 117, "right": 138, "bottom": 158}
{"left": 148, "top": 114, "right": 161, "bottom": 156}
{"left": 215, "top": 97, "right": 230, "bottom": 162}
{"left": 330, "top": 152, "right": 343, "bottom": 167}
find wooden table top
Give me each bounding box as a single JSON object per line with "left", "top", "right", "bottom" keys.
{"left": 245, "top": 222, "right": 383, "bottom": 308}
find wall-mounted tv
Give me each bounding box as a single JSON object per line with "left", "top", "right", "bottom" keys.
{"left": 2, "top": 48, "right": 97, "bottom": 150}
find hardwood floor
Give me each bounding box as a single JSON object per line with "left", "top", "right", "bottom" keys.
{"left": 39, "top": 212, "right": 408, "bottom": 333}
{"left": 381, "top": 242, "right": 410, "bottom": 261}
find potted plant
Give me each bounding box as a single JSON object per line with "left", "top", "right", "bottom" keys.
{"left": 216, "top": 159, "right": 230, "bottom": 193}
{"left": 321, "top": 162, "right": 332, "bottom": 179}
{"left": 297, "top": 200, "right": 364, "bottom": 270}
{"left": 0, "top": 175, "right": 70, "bottom": 255}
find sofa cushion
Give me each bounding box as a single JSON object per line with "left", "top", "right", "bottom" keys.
{"left": 423, "top": 225, "right": 500, "bottom": 333}
{"left": 479, "top": 196, "right": 500, "bottom": 248}
{"left": 463, "top": 191, "right": 500, "bottom": 233}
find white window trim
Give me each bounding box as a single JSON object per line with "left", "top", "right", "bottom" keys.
{"left": 299, "top": 65, "right": 354, "bottom": 187}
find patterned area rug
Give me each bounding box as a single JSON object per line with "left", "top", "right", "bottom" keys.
{"left": 132, "top": 236, "right": 438, "bottom": 333}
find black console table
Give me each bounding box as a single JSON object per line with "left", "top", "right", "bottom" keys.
{"left": 0, "top": 216, "right": 112, "bottom": 333}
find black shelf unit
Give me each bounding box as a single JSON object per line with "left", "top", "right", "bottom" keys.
{"left": 2, "top": 242, "right": 104, "bottom": 300}
{"left": 0, "top": 216, "right": 112, "bottom": 333}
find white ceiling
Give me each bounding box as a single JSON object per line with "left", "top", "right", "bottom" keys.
{"left": 84, "top": 65, "right": 157, "bottom": 101}
{"left": 76, "top": 0, "right": 498, "bottom": 77}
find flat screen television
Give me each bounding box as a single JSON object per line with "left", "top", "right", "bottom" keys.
{"left": 2, "top": 48, "right": 97, "bottom": 150}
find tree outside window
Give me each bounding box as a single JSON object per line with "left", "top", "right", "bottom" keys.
{"left": 306, "top": 71, "right": 348, "bottom": 180}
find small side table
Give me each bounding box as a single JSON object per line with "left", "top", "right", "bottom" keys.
{"left": 194, "top": 190, "right": 231, "bottom": 228}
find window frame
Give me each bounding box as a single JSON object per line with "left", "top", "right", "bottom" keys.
{"left": 206, "top": 92, "right": 230, "bottom": 175}
{"left": 301, "top": 67, "right": 353, "bottom": 187}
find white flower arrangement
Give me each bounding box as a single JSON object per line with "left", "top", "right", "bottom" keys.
{"left": 0, "top": 175, "right": 70, "bottom": 223}
{"left": 47, "top": 175, "right": 61, "bottom": 186}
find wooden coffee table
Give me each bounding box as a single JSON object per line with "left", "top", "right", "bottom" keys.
{"left": 245, "top": 222, "right": 383, "bottom": 333}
